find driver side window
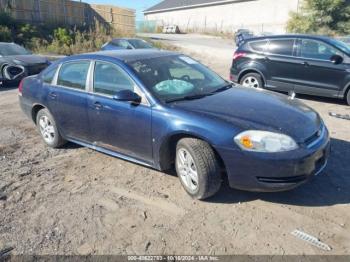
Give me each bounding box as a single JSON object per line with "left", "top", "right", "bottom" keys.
{"left": 300, "top": 39, "right": 342, "bottom": 60}
{"left": 93, "top": 61, "right": 134, "bottom": 96}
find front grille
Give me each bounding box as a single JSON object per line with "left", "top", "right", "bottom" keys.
{"left": 27, "top": 63, "right": 48, "bottom": 75}
{"left": 304, "top": 124, "right": 325, "bottom": 148}
{"left": 257, "top": 175, "right": 307, "bottom": 184}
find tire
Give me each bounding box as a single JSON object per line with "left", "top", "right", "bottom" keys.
{"left": 36, "top": 108, "right": 66, "bottom": 148}
{"left": 346, "top": 89, "right": 350, "bottom": 106}
{"left": 175, "top": 138, "right": 222, "bottom": 200}
{"left": 240, "top": 73, "right": 264, "bottom": 89}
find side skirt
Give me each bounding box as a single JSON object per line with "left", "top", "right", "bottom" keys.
{"left": 67, "top": 137, "right": 156, "bottom": 169}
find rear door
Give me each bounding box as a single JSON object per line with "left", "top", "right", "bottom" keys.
{"left": 293, "top": 38, "right": 347, "bottom": 97}
{"left": 87, "top": 60, "right": 153, "bottom": 164}
{"left": 264, "top": 38, "right": 299, "bottom": 92}
{"left": 46, "top": 60, "right": 92, "bottom": 142}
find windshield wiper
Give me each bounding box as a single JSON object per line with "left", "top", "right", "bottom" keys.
{"left": 212, "top": 83, "right": 234, "bottom": 94}
{"left": 166, "top": 93, "right": 212, "bottom": 103}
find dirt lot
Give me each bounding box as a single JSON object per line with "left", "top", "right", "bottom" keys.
{"left": 0, "top": 37, "right": 350, "bottom": 255}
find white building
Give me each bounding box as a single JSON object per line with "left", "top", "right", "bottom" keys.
{"left": 144, "top": 0, "right": 301, "bottom": 34}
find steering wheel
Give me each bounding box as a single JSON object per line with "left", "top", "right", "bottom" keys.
{"left": 180, "top": 75, "right": 191, "bottom": 81}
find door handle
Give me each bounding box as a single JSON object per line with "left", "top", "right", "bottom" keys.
{"left": 301, "top": 61, "right": 310, "bottom": 66}
{"left": 93, "top": 102, "right": 103, "bottom": 110}
{"left": 48, "top": 92, "right": 57, "bottom": 99}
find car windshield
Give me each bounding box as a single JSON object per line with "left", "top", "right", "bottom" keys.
{"left": 0, "top": 43, "right": 31, "bottom": 56}
{"left": 330, "top": 39, "right": 350, "bottom": 56}
{"left": 127, "top": 55, "right": 229, "bottom": 102}
{"left": 128, "top": 39, "right": 153, "bottom": 49}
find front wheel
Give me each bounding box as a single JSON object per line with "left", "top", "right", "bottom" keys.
{"left": 240, "top": 73, "right": 263, "bottom": 89}
{"left": 175, "top": 138, "right": 222, "bottom": 200}
{"left": 36, "top": 108, "right": 66, "bottom": 148}
{"left": 346, "top": 90, "right": 350, "bottom": 106}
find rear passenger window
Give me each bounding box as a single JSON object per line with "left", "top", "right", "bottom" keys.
{"left": 267, "top": 39, "right": 295, "bottom": 56}
{"left": 57, "top": 61, "right": 90, "bottom": 90}
{"left": 249, "top": 40, "right": 268, "bottom": 52}
{"left": 42, "top": 65, "right": 58, "bottom": 84}
{"left": 93, "top": 61, "right": 134, "bottom": 96}
{"left": 111, "top": 40, "right": 131, "bottom": 49}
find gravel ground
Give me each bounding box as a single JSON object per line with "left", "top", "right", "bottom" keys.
{"left": 0, "top": 35, "right": 350, "bottom": 255}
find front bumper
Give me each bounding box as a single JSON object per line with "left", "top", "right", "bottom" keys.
{"left": 216, "top": 129, "right": 331, "bottom": 192}
{"left": 0, "top": 78, "right": 21, "bottom": 88}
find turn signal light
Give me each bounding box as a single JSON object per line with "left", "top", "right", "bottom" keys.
{"left": 240, "top": 136, "right": 253, "bottom": 149}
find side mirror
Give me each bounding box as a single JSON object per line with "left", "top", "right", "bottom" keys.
{"left": 113, "top": 89, "right": 141, "bottom": 103}
{"left": 126, "top": 45, "right": 133, "bottom": 50}
{"left": 331, "top": 54, "right": 343, "bottom": 65}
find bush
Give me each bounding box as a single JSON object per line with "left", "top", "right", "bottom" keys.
{"left": 54, "top": 27, "right": 73, "bottom": 46}
{"left": 0, "top": 11, "right": 124, "bottom": 55}
{"left": 16, "top": 24, "right": 40, "bottom": 46}
{"left": 0, "top": 25, "right": 12, "bottom": 42}
{"left": 34, "top": 23, "right": 115, "bottom": 55}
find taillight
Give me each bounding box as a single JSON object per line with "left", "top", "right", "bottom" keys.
{"left": 233, "top": 52, "right": 247, "bottom": 60}
{"left": 18, "top": 79, "right": 24, "bottom": 96}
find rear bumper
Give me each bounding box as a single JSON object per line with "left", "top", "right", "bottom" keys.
{"left": 229, "top": 72, "right": 239, "bottom": 83}
{"left": 215, "top": 129, "right": 331, "bottom": 192}
{"left": 19, "top": 95, "right": 33, "bottom": 120}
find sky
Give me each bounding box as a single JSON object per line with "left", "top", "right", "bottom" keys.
{"left": 82, "top": 0, "right": 161, "bottom": 20}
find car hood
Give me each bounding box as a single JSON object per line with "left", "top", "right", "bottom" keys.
{"left": 172, "top": 87, "right": 322, "bottom": 142}
{"left": 5, "top": 55, "right": 48, "bottom": 65}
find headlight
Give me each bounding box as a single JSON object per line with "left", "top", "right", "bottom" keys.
{"left": 13, "top": 59, "right": 24, "bottom": 65}
{"left": 234, "top": 130, "right": 298, "bottom": 152}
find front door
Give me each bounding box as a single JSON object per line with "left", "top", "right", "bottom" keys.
{"left": 87, "top": 61, "right": 153, "bottom": 164}
{"left": 294, "top": 38, "right": 347, "bottom": 97}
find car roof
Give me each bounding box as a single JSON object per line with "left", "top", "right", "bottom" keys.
{"left": 0, "top": 42, "right": 16, "bottom": 45}
{"left": 63, "top": 49, "right": 179, "bottom": 63}
{"left": 111, "top": 38, "right": 146, "bottom": 42}
{"left": 246, "top": 34, "right": 332, "bottom": 42}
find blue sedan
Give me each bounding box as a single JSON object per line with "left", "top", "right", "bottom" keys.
{"left": 18, "top": 50, "right": 330, "bottom": 199}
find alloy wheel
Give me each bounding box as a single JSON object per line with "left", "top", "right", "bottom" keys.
{"left": 176, "top": 148, "right": 199, "bottom": 192}
{"left": 39, "top": 115, "right": 55, "bottom": 144}
{"left": 242, "top": 76, "right": 260, "bottom": 88}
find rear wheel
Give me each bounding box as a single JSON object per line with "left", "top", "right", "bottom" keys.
{"left": 175, "top": 138, "right": 221, "bottom": 200}
{"left": 36, "top": 108, "right": 66, "bottom": 148}
{"left": 240, "top": 73, "right": 263, "bottom": 89}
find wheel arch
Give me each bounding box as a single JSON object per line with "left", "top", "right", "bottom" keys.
{"left": 31, "top": 103, "right": 46, "bottom": 123}
{"left": 343, "top": 82, "right": 350, "bottom": 98}
{"left": 157, "top": 132, "right": 226, "bottom": 174}
{"left": 238, "top": 68, "right": 266, "bottom": 86}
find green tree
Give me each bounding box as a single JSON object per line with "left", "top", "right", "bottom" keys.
{"left": 287, "top": 0, "right": 350, "bottom": 35}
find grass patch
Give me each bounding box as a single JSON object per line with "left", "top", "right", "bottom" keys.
{"left": 0, "top": 11, "right": 179, "bottom": 55}
{"left": 0, "top": 11, "right": 127, "bottom": 56}
{"left": 149, "top": 39, "right": 180, "bottom": 52}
